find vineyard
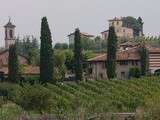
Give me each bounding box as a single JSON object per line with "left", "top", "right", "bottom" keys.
{"left": 45, "top": 76, "right": 160, "bottom": 118}
{"left": 1, "top": 76, "right": 160, "bottom": 119}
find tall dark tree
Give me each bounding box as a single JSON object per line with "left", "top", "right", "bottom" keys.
{"left": 8, "top": 45, "right": 19, "bottom": 83}
{"left": 137, "top": 17, "right": 144, "bottom": 35}
{"left": 74, "top": 28, "right": 83, "bottom": 81}
{"left": 139, "top": 45, "right": 148, "bottom": 76}
{"left": 106, "top": 26, "right": 118, "bottom": 79}
{"left": 40, "top": 17, "right": 54, "bottom": 84}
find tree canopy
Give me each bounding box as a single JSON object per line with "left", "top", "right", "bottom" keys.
{"left": 122, "top": 16, "right": 143, "bottom": 37}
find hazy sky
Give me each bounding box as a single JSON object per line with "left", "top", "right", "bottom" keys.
{"left": 0, "top": 0, "right": 159, "bottom": 46}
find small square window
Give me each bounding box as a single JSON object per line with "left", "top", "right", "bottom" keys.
{"left": 117, "top": 21, "right": 119, "bottom": 25}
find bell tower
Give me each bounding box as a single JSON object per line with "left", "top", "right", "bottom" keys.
{"left": 4, "top": 18, "right": 16, "bottom": 48}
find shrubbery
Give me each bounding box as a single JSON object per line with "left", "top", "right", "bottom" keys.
{"left": 129, "top": 67, "right": 141, "bottom": 78}
{"left": 13, "top": 84, "right": 53, "bottom": 114}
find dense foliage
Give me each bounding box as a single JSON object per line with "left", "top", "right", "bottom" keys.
{"left": 74, "top": 28, "right": 83, "bottom": 81}
{"left": 139, "top": 46, "right": 148, "bottom": 76}
{"left": 129, "top": 67, "right": 141, "bottom": 78}
{"left": 106, "top": 26, "right": 118, "bottom": 79}
{"left": 70, "top": 36, "right": 107, "bottom": 52}
{"left": 122, "top": 16, "right": 143, "bottom": 37}
{"left": 8, "top": 45, "right": 20, "bottom": 83}
{"left": 16, "top": 36, "right": 39, "bottom": 65}
{"left": 54, "top": 43, "right": 68, "bottom": 49}
{"left": 40, "top": 17, "right": 54, "bottom": 84}
{"left": 54, "top": 50, "right": 66, "bottom": 82}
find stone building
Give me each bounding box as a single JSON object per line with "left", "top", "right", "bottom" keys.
{"left": 4, "top": 19, "right": 16, "bottom": 48}
{"left": 101, "top": 17, "right": 143, "bottom": 40}
{"left": 88, "top": 43, "right": 160, "bottom": 80}
{"left": 88, "top": 47, "right": 141, "bottom": 80}
{"left": 0, "top": 19, "right": 39, "bottom": 77}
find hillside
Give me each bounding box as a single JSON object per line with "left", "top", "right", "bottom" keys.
{"left": 1, "top": 76, "right": 160, "bottom": 119}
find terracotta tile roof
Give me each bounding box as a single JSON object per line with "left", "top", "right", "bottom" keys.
{"left": 147, "top": 47, "right": 160, "bottom": 53}
{"left": 120, "top": 41, "right": 139, "bottom": 47}
{"left": 68, "top": 32, "right": 94, "bottom": 37}
{"left": 0, "top": 66, "right": 39, "bottom": 75}
{"left": 108, "top": 17, "right": 123, "bottom": 21}
{"left": 101, "top": 30, "right": 109, "bottom": 34}
{"left": 80, "top": 32, "right": 94, "bottom": 37}
{"left": 88, "top": 48, "right": 140, "bottom": 62}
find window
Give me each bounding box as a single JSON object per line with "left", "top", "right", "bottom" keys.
{"left": 119, "top": 61, "right": 128, "bottom": 65}
{"left": 105, "top": 33, "right": 108, "bottom": 39}
{"left": 99, "top": 73, "right": 104, "bottom": 79}
{"left": 9, "top": 30, "right": 13, "bottom": 38}
{"left": 88, "top": 68, "right": 93, "bottom": 74}
{"left": 102, "top": 63, "right": 106, "bottom": 69}
{"left": 132, "top": 61, "right": 138, "bottom": 66}
{"left": 5, "top": 30, "right": 7, "bottom": 38}
{"left": 121, "top": 72, "right": 125, "bottom": 79}
{"left": 112, "top": 22, "right": 114, "bottom": 26}
{"left": 117, "top": 21, "right": 119, "bottom": 25}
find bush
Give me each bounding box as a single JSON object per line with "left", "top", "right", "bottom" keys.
{"left": 23, "top": 75, "right": 39, "bottom": 85}
{"left": 0, "top": 83, "right": 19, "bottom": 101}
{"left": 129, "top": 67, "right": 141, "bottom": 78}
{"left": 14, "top": 84, "right": 53, "bottom": 114}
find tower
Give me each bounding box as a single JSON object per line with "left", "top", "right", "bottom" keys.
{"left": 4, "top": 18, "right": 16, "bottom": 48}
{"left": 108, "top": 17, "right": 123, "bottom": 28}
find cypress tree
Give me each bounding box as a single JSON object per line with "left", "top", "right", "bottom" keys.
{"left": 74, "top": 28, "right": 83, "bottom": 81}
{"left": 8, "top": 45, "right": 19, "bottom": 83}
{"left": 40, "top": 17, "right": 54, "bottom": 84}
{"left": 139, "top": 46, "right": 148, "bottom": 76}
{"left": 106, "top": 26, "right": 118, "bottom": 79}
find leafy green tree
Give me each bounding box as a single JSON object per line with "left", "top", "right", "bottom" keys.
{"left": 137, "top": 17, "right": 144, "bottom": 32}
{"left": 64, "top": 49, "right": 74, "bottom": 72}
{"left": 15, "top": 36, "right": 39, "bottom": 65}
{"left": 28, "top": 48, "right": 39, "bottom": 65}
{"left": 74, "top": 28, "right": 83, "bottom": 81}
{"left": 106, "top": 26, "right": 117, "bottom": 79}
{"left": 8, "top": 45, "right": 20, "bottom": 83}
{"left": 40, "top": 17, "right": 54, "bottom": 84}
{"left": 54, "top": 51, "right": 66, "bottom": 82}
{"left": 32, "top": 36, "right": 39, "bottom": 49}
{"left": 122, "top": 16, "right": 143, "bottom": 37}
{"left": 54, "top": 43, "right": 68, "bottom": 49}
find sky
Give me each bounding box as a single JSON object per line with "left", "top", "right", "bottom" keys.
{"left": 0, "top": 0, "right": 159, "bottom": 46}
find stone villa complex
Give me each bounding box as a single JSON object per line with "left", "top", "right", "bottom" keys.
{"left": 87, "top": 17, "right": 160, "bottom": 80}
{"left": 88, "top": 43, "right": 160, "bottom": 80}
{"left": 101, "top": 17, "right": 143, "bottom": 40}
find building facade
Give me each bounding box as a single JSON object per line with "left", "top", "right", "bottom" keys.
{"left": 4, "top": 19, "right": 16, "bottom": 48}
{"left": 88, "top": 43, "right": 160, "bottom": 80}
{"left": 88, "top": 48, "right": 141, "bottom": 80}
{"left": 68, "top": 32, "right": 94, "bottom": 45}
